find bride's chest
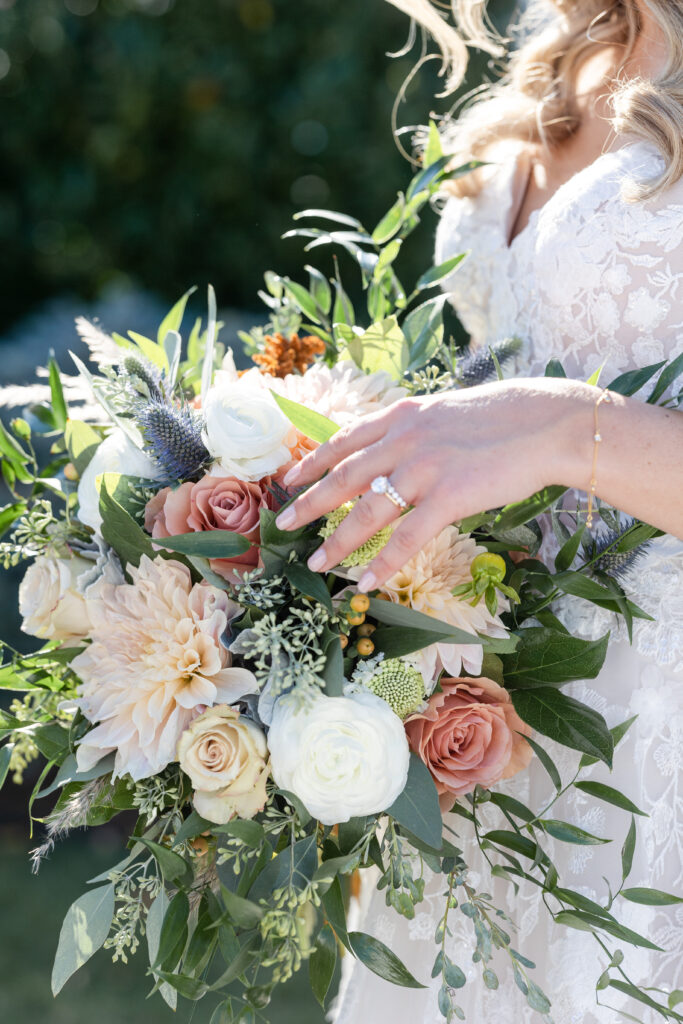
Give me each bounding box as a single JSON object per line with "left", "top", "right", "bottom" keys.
{"left": 435, "top": 143, "right": 683, "bottom": 383}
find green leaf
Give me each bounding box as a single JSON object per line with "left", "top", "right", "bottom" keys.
{"left": 372, "top": 625, "right": 464, "bottom": 659}
{"left": 32, "top": 722, "right": 71, "bottom": 761}
{"left": 322, "top": 633, "right": 345, "bottom": 696}
{"left": 321, "top": 877, "right": 350, "bottom": 949}
{"left": 502, "top": 627, "right": 609, "bottom": 689}
{"left": 154, "top": 890, "right": 190, "bottom": 970}
{"left": 309, "top": 923, "right": 338, "bottom": 1007}
{"left": 48, "top": 355, "right": 69, "bottom": 431}
{"left": 171, "top": 810, "right": 215, "bottom": 847}
{"left": 348, "top": 316, "right": 409, "bottom": 380}
{"left": 146, "top": 888, "right": 178, "bottom": 1010}
{"left": 621, "top": 887, "right": 683, "bottom": 906}
{"left": 367, "top": 596, "right": 483, "bottom": 646}
{"left": 332, "top": 277, "right": 355, "bottom": 327}
{"left": 482, "top": 830, "right": 543, "bottom": 861}
{"left": 155, "top": 970, "right": 209, "bottom": 1001}
{"left": 402, "top": 294, "right": 447, "bottom": 371}
{"left": 128, "top": 330, "right": 168, "bottom": 371}
{"left": 555, "top": 908, "right": 663, "bottom": 951}
{"left": 282, "top": 278, "right": 321, "bottom": 324}
{"left": 270, "top": 391, "right": 339, "bottom": 444}
{"left": 385, "top": 753, "right": 443, "bottom": 849}
{"left": 372, "top": 194, "right": 406, "bottom": 244}
{"left": 157, "top": 285, "right": 196, "bottom": 346}
{"left": 374, "top": 239, "right": 402, "bottom": 281}
{"left": 201, "top": 285, "right": 218, "bottom": 401}
{"left": 648, "top": 350, "right": 683, "bottom": 404}
{"left": 284, "top": 562, "right": 334, "bottom": 613}
{"left": 214, "top": 818, "right": 265, "bottom": 848}
{"left": 0, "top": 500, "right": 28, "bottom": 537}
{"left": 154, "top": 530, "right": 251, "bottom": 559}
{"left": 0, "top": 742, "right": 14, "bottom": 791}
{"left": 540, "top": 819, "right": 610, "bottom": 845}
{"left": 609, "top": 980, "right": 671, "bottom": 1014}
{"left": 137, "top": 838, "right": 193, "bottom": 887}
{"left": 608, "top": 361, "right": 666, "bottom": 396}
{"left": 64, "top": 420, "right": 101, "bottom": 476}
{"left": 621, "top": 816, "right": 636, "bottom": 880}
{"left": 554, "top": 522, "right": 586, "bottom": 572}
{"left": 99, "top": 474, "right": 157, "bottom": 567}
{"left": 494, "top": 486, "right": 567, "bottom": 532}
{"left": 306, "top": 265, "right": 332, "bottom": 315}
{"left": 579, "top": 715, "right": 637, "bottom": 769}
{"left": 35, "top": 752, "right": 115, "bottom": 799}
{"left": 249, "top": 835, "right": 318, "bottom": 901}
{"left": 348, "top": 931, "right": 426, "bottom": 988}
{"left": 574, "top": 781, "right": 645, "bottom": 816}
{"left": 416, "top": 253, "right": 466, "bottom": 291}
{"left": 406, "top": 155, "right": 452, "bottom": 199}
{"left": 218, "top": 888, "right": 264, "bottom": 930}
{"left": 423, "top": 120, "right": 443, "bottom": 167}
{"left": 511, "top": 688, "right": 614, "bottom": 766}
{"left": 51, "top": 884, "right": 115, "bottom": 994}
{"left": 545, "top": 359, "right": 567, "bottom": 378}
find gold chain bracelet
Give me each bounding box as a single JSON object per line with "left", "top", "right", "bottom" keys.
{"left": 586, "top": 388, "right": 613, "bottom": 529}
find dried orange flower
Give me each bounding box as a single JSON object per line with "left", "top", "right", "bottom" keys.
{"left": 252, "top": 332, "right": 325, "bottom": 378}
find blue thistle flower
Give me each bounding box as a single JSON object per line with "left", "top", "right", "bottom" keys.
{"left": 138, "top": 400, "right": 210, "bottom": 482}
{"left": 458, "top": 336, "right": 522, "bottom": 387}
{"left": 121, "top": 355, "right": 164, "bottom": 400}
{"left": 587, "top": 519, "right": 653, "bottom": 582}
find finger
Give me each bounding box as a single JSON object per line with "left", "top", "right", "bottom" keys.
{"left": 276, "top": 439, "right": 399, "bottom": 531}
{"left": 306, "top": 469, "right": 416, "bottom": 572}
{"left": 354, "top": 500, "right": 453, "bottom": 592}
{"left": 282, "top": 409, "right": 390, "bottom": 490}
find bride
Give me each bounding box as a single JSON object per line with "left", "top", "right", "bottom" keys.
{"left": 276, "top": 1, "right": 683, "bottom": 1020}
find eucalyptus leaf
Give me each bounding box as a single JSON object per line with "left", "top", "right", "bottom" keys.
{"left": 51, "top": 884, "right": 115, "bottom": 994}
{"left": 348, "top": 931, "right": 426, "bottom": 988}
{"left": 385, "top": 754, "right": 443, "bottom": 849}
{"left": 620, "top": 887, "right": 683, "bottom": 906}
{"left": 574, "top": 781, "right": 645, "bottom": 816}
{"left": 540, "top": 819, "right": 610, "bottom": 845}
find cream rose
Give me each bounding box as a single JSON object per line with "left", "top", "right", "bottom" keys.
{"left": 201, "top": 380, "right": 295, "bottom": 481}
{"left": 177, "top": 705, "right": 269, "bottom": 824}
{"left": 268, "top": 691, "right": 410, "bottom": 825}
{"left": 77, "top": 427, "right": 164, "bottom": 533}
{"left": 19, "top": 554, "right": 93, "bottom": 642}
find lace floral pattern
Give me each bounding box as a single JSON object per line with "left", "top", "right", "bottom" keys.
{"left": 331, "top": 142, "right": 683, "bottom": 1023}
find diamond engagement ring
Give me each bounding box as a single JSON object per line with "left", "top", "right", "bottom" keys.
{"left": 370, "top": 475, "right": 408, "bottom": 510}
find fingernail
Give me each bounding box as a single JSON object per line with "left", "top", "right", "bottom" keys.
{"left": 276, "top": 507, "right": 296, "bottom": 530}
{"left": 283, "top": 464, "right": 302, "bottom": 487}
{"left": 308, "top": 549, "right": 326, "bottom": 572}
{"left": 357, "top": 571, "right": 376, "bottom": 593}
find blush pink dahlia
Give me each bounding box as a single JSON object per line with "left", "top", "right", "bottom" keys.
{"left": 71, "top": 555, "right": 256, "bottom": 780}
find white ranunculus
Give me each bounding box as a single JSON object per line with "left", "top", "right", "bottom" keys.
{"left": 268, "top": 691, "right": 410, "bottom": 825}
{"left": 177, "top": 705, "right": 269, "bottom": 824}
{"left": 201, "top": 380, "right": 295, "bottom": 481}
{"left": 19, "top": 554, "right": 94, "bottom": 641}
{"left": 77, "top": 427, "right": 163, "bottom": 533}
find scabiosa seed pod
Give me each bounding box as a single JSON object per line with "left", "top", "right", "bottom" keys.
{"left": 138, "top": 400, "right": 210, "bottom": 482}
{"left": 366, "top": 659, "right": 425, "bottom": 719}
{"left": 458, "top": 336, "right": 522, "bottom": 387}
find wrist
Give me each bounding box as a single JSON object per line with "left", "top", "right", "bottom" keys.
{"left": 541, "top": 379, "right": 601, "bottom": 491}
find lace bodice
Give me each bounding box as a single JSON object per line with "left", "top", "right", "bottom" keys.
{"left": 435, "top": 139, "right": 683, "bottom": 384}
{"left": 332, "top": 141, "right": 683, "bottom": 1024}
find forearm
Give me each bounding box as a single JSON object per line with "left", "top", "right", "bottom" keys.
{"left": 556, "top": 382, "right": 683, "bottom": 539}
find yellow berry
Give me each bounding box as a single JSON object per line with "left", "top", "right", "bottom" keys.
{"left": 191, "top": 835, "right": 210, "bottom": 856}
{"left": 339, "top": 633, "right": 349, "bottom": 650}
{"left": 374, "top": 592, "right": 391, "bottom": 602}
{"left": 346, "top": 611, "right": 365, "bottom": 626}
{"left": 357, "top": 637, "right": 375, "bottom": 656}
{"left": 63, "top": 462, "right": 79, "bottom": 482}
{"left": 350, "top": 593, "right": 370, "bottom": 613}
{"left": 470, "top": 552, "right": 506, "bottom": 583}
{"left": 357, "top": 623, "right": 376, "bottom": 637}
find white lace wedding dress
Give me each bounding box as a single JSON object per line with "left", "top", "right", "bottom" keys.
{"left": 330, "top": 140, "right": 683, "bottom": 1023}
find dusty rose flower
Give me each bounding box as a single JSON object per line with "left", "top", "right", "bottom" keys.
{"left": 72, "top": 555, "right": 255, "bottom": 780}
{"left": 405, "top": 676, "right": 532, "bottom": 811}
{"left": 144, "top": 474, "right": 275, "bottom": 580}
{"left": 177, "top": 705, "right": 269, "bottom": 824}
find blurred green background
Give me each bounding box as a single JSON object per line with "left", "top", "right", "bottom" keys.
{"left": 0, "top": 0, "right": 514, "bottom": 1020}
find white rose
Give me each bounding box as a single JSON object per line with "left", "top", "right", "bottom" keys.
{"left": 177, "top": 705, "right": 270, "bottom": 824}
{"left": 77, "top": 428, "right": 164, "bottom": 533}
{"left": 201, "top": 381, "right": 295, "bottom": 481}
{"left": 19, "top": 554, "right": 93, "bottom": 641}
{"left": 268, "top": 691, "right": 410, "bottom": 825}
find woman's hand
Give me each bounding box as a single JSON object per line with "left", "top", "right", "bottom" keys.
{"left": 275, "top": 377, "right": 595, "bottom": 591}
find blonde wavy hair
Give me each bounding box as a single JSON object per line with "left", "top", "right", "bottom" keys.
{"left": 386, "top": 0, "right": 683, "bottom": 199}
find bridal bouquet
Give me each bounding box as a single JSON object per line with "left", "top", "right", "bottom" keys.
{"left": 2, "top": 133, "right": 682, "bottom": 1023}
